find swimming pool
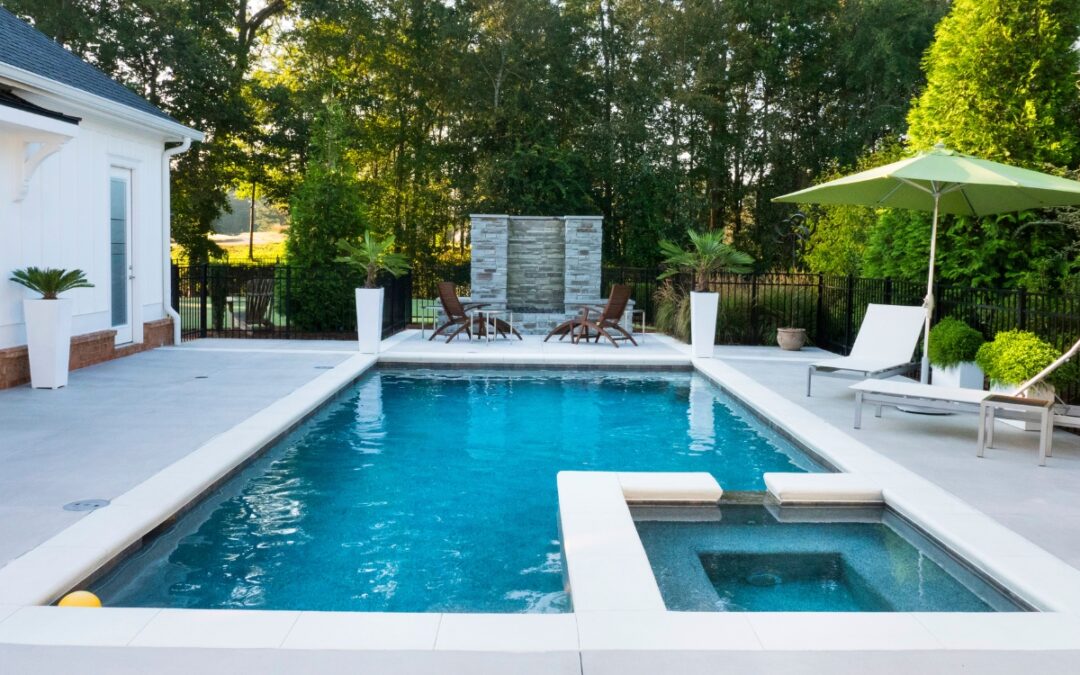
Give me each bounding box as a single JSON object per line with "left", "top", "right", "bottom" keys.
{"left": 92, "top": 367, "right": 822, "bottom": 612}
{"left": 634, "top": 504, "right": 1024, "bottom": 612}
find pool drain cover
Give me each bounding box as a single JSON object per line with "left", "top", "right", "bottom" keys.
{"left": 63, "top": 499, "right": 110, "bottom": 512}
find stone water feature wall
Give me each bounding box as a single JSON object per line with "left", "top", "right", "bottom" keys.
{"left": 470, "top": 214, "right": 626, "bottom": 334}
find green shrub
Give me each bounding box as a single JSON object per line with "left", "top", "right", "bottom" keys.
{"left": 928, "top": 318, "right": 984, "bottom": 368}
{"left": 975, "top": 330, "right": 1077, "bottom": 388}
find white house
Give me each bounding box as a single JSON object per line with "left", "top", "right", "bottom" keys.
{"left": 0, "top": 9, "right": 203, "bottom": 388}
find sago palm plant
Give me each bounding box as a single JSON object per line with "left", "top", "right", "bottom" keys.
{"left": 10, "top": 267, "right": 94, "bottom": 299}
{"left": 657, "top": 230, "right": 754, "bottom": 292}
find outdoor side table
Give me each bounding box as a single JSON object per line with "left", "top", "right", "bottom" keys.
{"left": 474, "top": 309, "right": 514, "bottom": 343}
{"left": 628, "top": 308, "right": 646, "bottom": 342}
{"left": 420, "top": 304, "right": 441, "bottom": 339}
{"left": 977, "top": 394, "right": 1054, "bottom": 466}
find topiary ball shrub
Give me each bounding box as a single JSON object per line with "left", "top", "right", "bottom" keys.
{"left": 975, "top": 330, "right": 1077, "bottom": 388}
{"left": 928, "top": 317, "right": 984, "bottom": 369}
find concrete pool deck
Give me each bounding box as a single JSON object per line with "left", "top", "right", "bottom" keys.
{"left": 3, "top": 332, "right": 1080, "bottom": 673}
{"left": 710, "top": 344, "right": 1080, "bottom": 569}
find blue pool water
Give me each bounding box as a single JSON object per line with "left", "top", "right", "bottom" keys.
{"left": 634, "top": 505, "right": 1022, "bottom": 612}
{"left": 94, "top": 368, "right": 821, "bottom": 612}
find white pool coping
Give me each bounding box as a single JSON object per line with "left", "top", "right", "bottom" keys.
{"left": 2, "top": 334, "right": 1080, "bottom": 663}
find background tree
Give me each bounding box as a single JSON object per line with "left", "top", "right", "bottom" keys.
{"left": 284, "top": 104, "right": 367, "bottom": 331}
{"left": 12, "top": 0, "right": 947, "bottom": 270}
{"left": 862, "top": 0, "right": 1080, "bottom": 288}
{"left": 6, "top": 0, "right": 289, "bottom": 261}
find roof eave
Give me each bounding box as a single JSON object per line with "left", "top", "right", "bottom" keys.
{"left": 0, "top": 62, "right": 204, "bottom": 142}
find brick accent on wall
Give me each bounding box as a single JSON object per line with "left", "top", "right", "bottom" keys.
{"left": 0, "top": 317, "right": 173, "bottom": 389}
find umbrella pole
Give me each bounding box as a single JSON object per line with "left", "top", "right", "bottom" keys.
{"left": 921, "top": 191, "right": 940, "bottom": 384}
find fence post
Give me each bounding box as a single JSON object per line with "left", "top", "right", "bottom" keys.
{"left": 815, "top": 273, "right": 825, "bottom": 347}
{"left": 844, "top": 274, "right": 855, "bottom": 354}
{"left": 284, "top": 265, "right": 292, "bottom": 339}
{"left": 170, "top": 264, "right": 180, "bottom": 312}
{"left": 199, "top": 262, "right": 208, "bottom": 339}
{"left": 749, "top": 274, "right": 759, "bottom": 344}
{"left": 1017, "top": 287, "right": 1028, "bottom": 331}
{"left": 884, "top": 277, "right": 893, "bottom": 305}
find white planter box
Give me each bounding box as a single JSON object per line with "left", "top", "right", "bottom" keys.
{"left": 355, "top": 287, "right": 384, "bottom": 354}
{"left": 690, "top": 291, "right": 718, "bottom": 359}
{"left": 23, "top": 298, "right": 73, "bottom": 389}
{"left": 932, "top": 362, "right": 984, "bottom": 389}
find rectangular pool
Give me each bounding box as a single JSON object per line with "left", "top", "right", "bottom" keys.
{"left": 633, "top": 505, "right": 1024, "bottom": 612}
{"left": 92, "top": 367, "right": 822, "bottom": 612}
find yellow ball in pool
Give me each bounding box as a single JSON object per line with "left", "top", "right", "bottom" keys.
{"left": 58, "top": 591, "right": 102, "bottom": 608}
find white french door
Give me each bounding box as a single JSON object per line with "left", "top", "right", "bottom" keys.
{"left": 109, "top": 167, "right": 134, "bottom": 344}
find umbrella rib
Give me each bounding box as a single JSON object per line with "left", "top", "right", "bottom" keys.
{"left": 896, "top": 177, "right": 934, "bottom": 195}
{"left": 956, "top": 187, "right": 978, "bottom": 217}
{"left": 875, "top": 181, "right": 907, "bottom": 205}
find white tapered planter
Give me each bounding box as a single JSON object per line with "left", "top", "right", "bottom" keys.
{"left": 689, "top": 291, "right": 719, "bottom": 358}
{"left": 23, "top": 298, "right": 72, "bottom": 389}
{"left": 355, "top": 287, "right": 384, "bottom": 354}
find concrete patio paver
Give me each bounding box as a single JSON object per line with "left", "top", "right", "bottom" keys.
{"left": 0, "top": 340, "right": 354, "bottom": 568}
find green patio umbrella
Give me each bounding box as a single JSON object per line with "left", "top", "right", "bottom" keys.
{"left": 774, "top": 144, "right": 1080, "bottom": 383}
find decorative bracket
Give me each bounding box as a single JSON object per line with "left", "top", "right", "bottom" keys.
{"left": 15, "top": 138, "right": 66, "bottom": 202}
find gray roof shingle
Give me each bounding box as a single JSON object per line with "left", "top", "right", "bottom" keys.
{"left": 0, "top": 7, "right": 177, "bottom": 123}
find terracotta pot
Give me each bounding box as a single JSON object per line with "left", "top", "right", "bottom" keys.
{"left": 776, "top": 327, "right": 806, "bottom": 351}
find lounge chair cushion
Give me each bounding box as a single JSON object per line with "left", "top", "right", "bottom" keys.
{"left": 849, "top": 379, "right": 991, "bottom": 405}
{"left": 811, "top": 356, "right": 914, "bottom": 374}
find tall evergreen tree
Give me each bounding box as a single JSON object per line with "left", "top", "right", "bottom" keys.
{"left": 906, "top": 0, "right": 1080, "bottom": 168}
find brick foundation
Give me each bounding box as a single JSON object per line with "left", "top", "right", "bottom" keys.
{"left": 0, "top": 317, "right": 173, "bottom": 389}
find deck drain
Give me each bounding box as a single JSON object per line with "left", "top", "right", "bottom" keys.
{"left": 63, "top": 499, "right": 110, "bottom": 512}
{"left": 194, "top": 375, "right": 209, "bottom": 379}
{"left": 314, "top": 365, "right": 334, "bottom": 369}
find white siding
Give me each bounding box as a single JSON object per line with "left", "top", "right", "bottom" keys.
{"left": 0, "top": 111, "right": 168, "bottom": 349}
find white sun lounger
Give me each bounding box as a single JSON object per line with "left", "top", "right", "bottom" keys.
{"left": 850, "top": 336, "right": 1080, "bottom": 462}
{"left": 806, "top": 304, "right": 926, "bottom": 396}
{"left": 850, "top": 379, "right": 990, "bottom": 429}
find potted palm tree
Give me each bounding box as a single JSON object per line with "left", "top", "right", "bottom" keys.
{"left": 336, "top": 232, "right": 410, "bottom": 354}
{"left": 9, "top": 267, "right": 93, "bottom": 388}
{"left": 659, "top": 230, "right": 754, "bottom": 358}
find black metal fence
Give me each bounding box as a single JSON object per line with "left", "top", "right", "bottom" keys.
{"left": 171, "top": 263, "right": 412, "bottom": 341}
{"left": 410, "top": 262, "right": 470, "bottom": 324}
{"left": 695, "top": 272, "right": 1080, "bottom": 403}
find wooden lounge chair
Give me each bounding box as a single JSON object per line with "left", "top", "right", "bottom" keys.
{"left": 226, "top": 277, "right": 274, "bottom": 331}
{"left": 564, "top": 284, "right": 637, "bottom": 348}
{"left": 428, "top": 282, "right": 522, "bottom": 342}
{"left": 429, "top": 281, "right": 485, "bottom": 342}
